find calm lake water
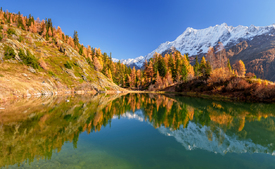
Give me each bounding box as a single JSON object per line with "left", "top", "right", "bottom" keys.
{"left": 1, "top": 94, "right": 275, "bottom": 168}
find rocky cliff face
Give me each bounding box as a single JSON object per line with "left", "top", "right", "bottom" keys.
{"left": 228, "top": 34, "right": 275, "bottom": 80}
{"left": 0, "top": 25, "right": 124, "bottom": 101}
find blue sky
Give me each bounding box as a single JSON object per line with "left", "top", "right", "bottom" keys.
{"left": 1, "top": 0, "right": 275, "bottom": 60}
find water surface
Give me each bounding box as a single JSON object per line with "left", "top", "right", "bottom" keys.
{"left": 1, "top": 94, "right": 275, "bottom": 168}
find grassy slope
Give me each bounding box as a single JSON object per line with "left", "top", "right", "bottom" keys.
{"left": 0, "top": 24, "right": 125, "bottom": 101}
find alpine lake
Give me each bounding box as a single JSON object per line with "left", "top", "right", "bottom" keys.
{"left": 1, "top": 93, "right": 275, "bottom": 169}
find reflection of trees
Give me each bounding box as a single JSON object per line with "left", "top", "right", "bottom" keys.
{"left": 1, "top": 93, "right": 275, "bottom": 167}
{"left": 121, "top": 94, "right": 275, "bottom": 152}
{"left": 0, "top": 94, "right": 125, "bottom": 168}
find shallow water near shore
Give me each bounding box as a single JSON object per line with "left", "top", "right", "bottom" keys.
{"left": 1, "top": 93, "right": 275, "bottom": 168}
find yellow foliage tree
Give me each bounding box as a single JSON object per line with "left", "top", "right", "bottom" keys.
{"left": 238, "top": 60, "right": 246, "bottom": 76}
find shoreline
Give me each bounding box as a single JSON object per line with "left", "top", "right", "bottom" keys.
{"left": 0, "top": 89, "right": 128, "bottom": 103}
{"left": 1, "top": 88, "right": 275, "bottom": 104}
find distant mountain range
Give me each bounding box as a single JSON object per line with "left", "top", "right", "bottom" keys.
{"left": 114, "top": 23, "right": 275, "bottom": 80}
{"left": 112, "top": 56, "right": 144, "bottom": 68}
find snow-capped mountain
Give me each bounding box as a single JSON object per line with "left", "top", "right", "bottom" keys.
{"left": 123, "top": 23, "right": 275, "bottom": 68}
{"left": 112, "top": 56, "right": 144, "bottom": 68}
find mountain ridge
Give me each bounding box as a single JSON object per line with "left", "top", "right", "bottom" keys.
{"left": 116, "top": 23, "right": 275, "bottom": 70}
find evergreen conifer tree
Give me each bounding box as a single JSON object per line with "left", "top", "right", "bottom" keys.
{"left": 158, "top": 56, "right": 167, "bottom": 77}
{"left": 194, "top": 56, "right": 200, "bottom": 77}
{"left": 79, "top": 45, "right": 83, "bottom": 55}
{"left": 73, "top": 30, "right": 79, "bottom": 47}
{"left": 206, "top": 61, "right": 212, "bottom": 77}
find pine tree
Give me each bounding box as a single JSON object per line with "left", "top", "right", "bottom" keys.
{"left": 194, "top": 56, "right": 200, "bottom": 77}
{"left": 206, "top": 61, "right": 212, "bottom": 77}
{"left": 79, "top": 45, "right": 83, "bottom": 55}
{"left": 158, "top": 56, "right": 167, "bottom": 77}
{"left": 168, "top": 54, "right": 176, "bottom": 80}
{"left": 73, "top": 30, "right": 79, "bottom": 47}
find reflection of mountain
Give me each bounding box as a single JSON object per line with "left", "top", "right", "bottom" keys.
{"left": 119, "top": 104, "right": 275, "bottom": 155}
{"left": 1, "top": 93, "right": 275, "bottom": 168}
{"left": 158, "top": 122, "right": 274, "bottom": 155}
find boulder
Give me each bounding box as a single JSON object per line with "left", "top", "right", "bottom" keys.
{"left": 28, "top": 67, "right": 36, "bottom": 73}
{"left": 59, "top": 46, "right": 66, "bottom": 53}
{"left": 82, "top": 75, "right": 87, "bottom": 81}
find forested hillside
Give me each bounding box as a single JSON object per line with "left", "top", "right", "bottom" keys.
{"left": 0, "top": 8, "right": 126, "bottom": 101}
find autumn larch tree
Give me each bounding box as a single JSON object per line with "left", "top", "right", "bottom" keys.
{"left": 94, "top": 57, "right": 103, "bottom": 71}
{"left": 155, "top": 71, "right": 162, "bottom": 89}
{"left": 48, "top": 27, "right": 52, "bottom": 37}
{"left": 130, "top": 67, "right": 137, "bottom": 88}
{"left": 227, "top": 58, "right": 232, "bottom": 72}
{"left": 237, "top": 60, "right": 246, "bottom": 76}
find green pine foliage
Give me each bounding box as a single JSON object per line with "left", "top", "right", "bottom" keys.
{"left": 64, "top": 61, "right": 73, "bottom": 69}
{"left": 206, "top": 61, "right": 212, "bottom": 77}
{"left": 194, "top": 56, "right": 200, "bottom": 77}
{"left": 158, "top": 56, "right": 167, "bottom": 77}
{"left": 73, "top": 31, "right": 79, "bottom": 47}
{"left": 4, "top": 46, "right": 16, "bottom": 59}
{"left": 7, "top": 28, "right": 16, "bottom": 36}
{"left": 18, "top": 49, "right": 40, "bottom": 69}
{"left": 79, "top": 45, "right": 83, "bottom": 55}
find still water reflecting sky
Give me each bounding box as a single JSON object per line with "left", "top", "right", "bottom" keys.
{"left": 1, "top": 94, "right": 275, "bottom": 168}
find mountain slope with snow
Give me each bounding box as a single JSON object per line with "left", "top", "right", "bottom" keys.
{"left": 112, "top": 56, "right": 144, "bottom": 68}
{"left": 124, "top": 23, "right": 275, "bottom": 68}
{"left": 144, "top": 23, "right": 275, "bottom": 61}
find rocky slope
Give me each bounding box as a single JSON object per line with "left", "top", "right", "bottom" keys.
{"left": 0, "top": 25, "right": 125, "bottom": 101}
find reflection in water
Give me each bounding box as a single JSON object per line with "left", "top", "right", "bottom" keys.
{"left": 1, "top": 93, "right": 275, "bottom": 168}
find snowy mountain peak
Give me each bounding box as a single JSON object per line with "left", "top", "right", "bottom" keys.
{"left": 116, "top": 23, "right": 275, "bottom": 68}
{"left": 113, "top": 56, "right": 144, "bottom": 68}
{"left": 141, "top": 23, "right": 275, "bottom": 64}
